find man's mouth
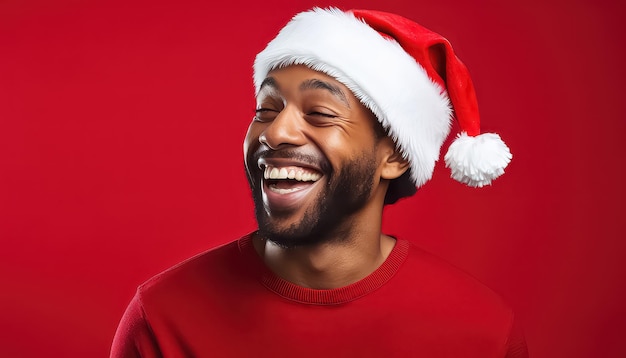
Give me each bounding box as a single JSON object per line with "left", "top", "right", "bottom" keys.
{"left": 256, "top": 161, "right": 325, "bottom": 212}
{"left": 263, "top": 165, "right": 322, "bottom": 194}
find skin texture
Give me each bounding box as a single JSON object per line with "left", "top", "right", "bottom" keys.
{"left": 243, "top": 65, "right": 409, "bottom": 289}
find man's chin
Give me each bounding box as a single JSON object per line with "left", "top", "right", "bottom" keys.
{"left": 256, "top": 210, "right": 354, "bottom": 250}
{"left": 256, "top": 219, "right": 320, "bottom": 249}
{"left": 261, "top": 234, "right": 314, "bottom": 249}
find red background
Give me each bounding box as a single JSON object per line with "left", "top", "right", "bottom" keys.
{"left": 1, "top": 0, "right": 624, "bottom": 357}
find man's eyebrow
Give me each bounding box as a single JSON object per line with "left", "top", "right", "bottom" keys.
{"left": 259, "top": 77, "right": 278, "bottom": 91}
{"left": 300, "top": 79, "right": 350, "bottom": 108}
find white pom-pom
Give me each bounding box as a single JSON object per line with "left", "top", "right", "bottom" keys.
{"left": 444, "top": 132, "right": 512, "bottom": 187}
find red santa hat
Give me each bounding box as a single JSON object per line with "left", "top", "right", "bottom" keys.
{"left": 253, "top": 8, "right": 511, "bottom": 188}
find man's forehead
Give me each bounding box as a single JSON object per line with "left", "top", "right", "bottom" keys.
{"left": 258, "top": 66, "right": 352, "bottom": 107}
{"left": 263, "top": 65, "right": 344, "bottom": 88}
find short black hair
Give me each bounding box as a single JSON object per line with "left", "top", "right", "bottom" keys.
{"left": 384, "top": 169, "right": 416, "bottom": 205}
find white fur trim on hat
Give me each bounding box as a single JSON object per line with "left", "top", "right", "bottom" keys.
{"left": 253, "top": 8, "right": 452, "bottom": 188}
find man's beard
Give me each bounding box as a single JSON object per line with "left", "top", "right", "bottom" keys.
{"left": 246, "top": 150, "right": 378, "bottom": 249}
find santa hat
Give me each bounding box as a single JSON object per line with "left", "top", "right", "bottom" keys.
{"left": 253, "top": 8, "right": 511, "bottom": 188}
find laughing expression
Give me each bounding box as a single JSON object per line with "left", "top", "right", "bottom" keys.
{"left": 243, "top": 65, "right": 388, "bottom": 248}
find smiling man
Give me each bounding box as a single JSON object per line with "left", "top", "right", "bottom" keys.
{"left": 248, "top": 67, "right": 401, "bottom": 249}
{"left": 111, "top": 8, "right": 527, "bottom": 358}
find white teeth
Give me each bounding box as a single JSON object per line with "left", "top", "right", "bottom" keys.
{"left": 263, "top": 165, "right": 322, "bottom": 182}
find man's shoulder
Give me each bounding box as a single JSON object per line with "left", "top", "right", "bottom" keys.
{"left": 136, "top": 234, "right": 254, "bottom": 303}
{"left": 396, "top": 240, "right": 514, "bottom": 323}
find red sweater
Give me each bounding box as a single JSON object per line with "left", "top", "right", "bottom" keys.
{"left": 111, "top": 234, "right": 528, "bottom": 357}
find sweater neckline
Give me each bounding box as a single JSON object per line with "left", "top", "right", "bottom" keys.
{"left": 238, "top": 233, "right": 409, "bottom": 305}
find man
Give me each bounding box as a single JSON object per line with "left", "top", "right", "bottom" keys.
{"left": 111, "top": 8, "right": 527, "bottom": 357}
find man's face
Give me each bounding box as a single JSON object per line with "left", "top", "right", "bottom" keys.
{"left": 244, "top": 65, "right": 386, "bottom": 248}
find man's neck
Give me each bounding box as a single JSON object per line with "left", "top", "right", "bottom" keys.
{"left": 252, "top": 218, "right": 396, "bottom": 289}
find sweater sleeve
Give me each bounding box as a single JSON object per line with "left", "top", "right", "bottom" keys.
{"left": 505, "top": 316, "right": 529, "bottom": 358}
{"left": 110, "top": 291, "right": 163, "bottom": 358}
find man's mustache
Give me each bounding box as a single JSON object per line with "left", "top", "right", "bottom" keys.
{"left": 253, "top": 148, "right": 331, "bottom": 173}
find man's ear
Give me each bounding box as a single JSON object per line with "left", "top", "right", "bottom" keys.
{"left": 378, "top": 137, "right": 410, "bottom": 180}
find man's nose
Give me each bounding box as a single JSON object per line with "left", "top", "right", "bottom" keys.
{"left": 259, "top": 108, "right": 306, "bottom": 150}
